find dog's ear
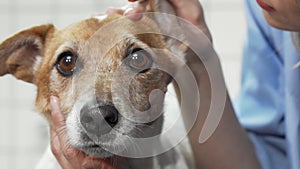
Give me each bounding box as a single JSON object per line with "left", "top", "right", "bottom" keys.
{"left": 146, "top": 0, "right": 188, "bottom": 61}
{"left": 0, "top": 24, "right": 54, "bottom": 83}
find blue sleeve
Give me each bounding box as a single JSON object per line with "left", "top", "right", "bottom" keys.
{"left": 233, "top": 0, "right": 288, "bottom": 168}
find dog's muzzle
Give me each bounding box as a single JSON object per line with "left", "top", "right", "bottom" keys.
{"left": 80, "top": 100, "right": 119, "bottom": 136}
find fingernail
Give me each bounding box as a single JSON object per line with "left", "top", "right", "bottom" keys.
{"left": 124, "top": 8, "right": 143, "bottom": 20}
{"left": 50, "top": 96, "right": 60, "bottom": 114}
{"left": 124, "top": 7, "right": 134, "bottom": 15}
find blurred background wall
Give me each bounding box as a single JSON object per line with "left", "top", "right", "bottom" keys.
{"left": 0, "top": 0, "right": 246, "bottom": 168}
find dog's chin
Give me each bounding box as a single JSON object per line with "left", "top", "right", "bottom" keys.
{"left": 80, "top": 146, "right": 114, "bottom": 158}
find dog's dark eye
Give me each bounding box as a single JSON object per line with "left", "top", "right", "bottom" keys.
{"left": 56, "top": 51, "right": 77, "bottom": 77}
{"left": 126, "top": 48, "right": 152, "bottom": 72}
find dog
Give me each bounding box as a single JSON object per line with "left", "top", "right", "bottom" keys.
{"left": 0, "top": 0, "right": 194, "bottom": 168}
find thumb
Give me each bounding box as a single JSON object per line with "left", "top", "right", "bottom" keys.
{"left": 168, "top": 0, "right": 212, "bottom": 41}
{"left": 50, "top": 96, "right": 66, "bottom": 130}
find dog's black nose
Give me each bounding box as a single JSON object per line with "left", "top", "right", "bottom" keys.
{"left": 80, "top": 102, "right": 119, "bottom": 136}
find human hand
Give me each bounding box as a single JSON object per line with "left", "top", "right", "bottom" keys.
{"left": 104, "top": 0, "right": 212, "bottom": 41}
{"left": 50, "top": 96, "right": 118, "bottom": 169}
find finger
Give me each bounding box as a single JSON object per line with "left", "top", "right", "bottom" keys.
{"left": 124, "top": 0, "right": 149, "bottom": 20}
{"left": 167, "top": 0, "right": 212, "bottom": 41}
{"left": 50, "top": 96, "right": 71, "bottom": 151}
{"left": 82, "top": 157, "right": 103, "bottom": 169}
{"left": 168, "top": 0, "right": 203, "bottom": 23}
{"left": 50, "top": 96, "right": 86, "bottom": 169}
{"left": 51, "top": 130, "right": 85, "bottom": 169}
{"left": 105, "top": 7, "right": 125, "bottom": 15}
{"left": 50, "top": 128, "right": 74, "bottom": 169}
{"left": 50, "top": 96, "right": 66, "bottom": 130}
{"left": 50, "top": 96, "right": 70, "bottom": 146}
{"left": 61, "top": 143, "right": 86, "bottom": 169}
{"left": 168, "top": 0, "right": 199, "bottom": 10}
{"left": 82, "top": 157, "right": 117, "bottom": 169}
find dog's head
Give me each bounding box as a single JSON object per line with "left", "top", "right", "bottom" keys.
{"left": 0, "top": 1, "right": 187, "bottom": 158}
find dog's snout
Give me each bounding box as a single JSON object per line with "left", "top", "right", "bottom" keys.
{"left": 80, "top": 102, "right": 119, "bottom": 136}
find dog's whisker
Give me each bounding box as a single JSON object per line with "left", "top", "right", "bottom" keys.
{"left": 135, "top": 123, "right": 155, "bottom": 130}
{"left": 128, "top": 135, "right": 143, "bottom": 155}
{"left": 123, "top": 139, "right": 130, "bottom": 155}
{"left": 127, "top": 125, "right": 145, "bottom": 135}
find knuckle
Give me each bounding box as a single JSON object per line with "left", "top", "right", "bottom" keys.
{"left": 82, "top": 161, "right": 103, "bottom": 169}
{"left": 50, "top": 135, "right": 60, "bottom": 157}
{"left": 63, "top": 146, "right": 77, "bottom": 160}
{"left": 50, "top": 143, "right": 60, "bottom": 157}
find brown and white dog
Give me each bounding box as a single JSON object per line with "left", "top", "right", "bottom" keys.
{"left": 0, "top": 1, "right": 193, "bottom": 169}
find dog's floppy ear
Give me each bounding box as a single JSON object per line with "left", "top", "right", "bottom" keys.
{"left": 0, "top": 24, "right": 54, "bottom": 83}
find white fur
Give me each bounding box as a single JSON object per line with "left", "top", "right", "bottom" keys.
{"left": 66, "top": 94, "right": 90, "bottom": 146}
{"left": 33, "top": 38, "right": 43, "bottom": 50}
{"left": 93, "top": 15, "right": 108, "bottom": 22}
{"left": 33, "top": 56, "right": 42, "bottom": 74}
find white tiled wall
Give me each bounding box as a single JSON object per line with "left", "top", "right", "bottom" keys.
{"left": 204, "top": 0, "right": 246, "bottom": 97}
{"left": 0, "top": 0, "right": 245, "bottom": 168}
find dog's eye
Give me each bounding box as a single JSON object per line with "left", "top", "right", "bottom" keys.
{"left": 56, "top": 51, "right": 77, "bottom": 77}
{"left": 126, "top": 48, "right": 152, "bottom": 72}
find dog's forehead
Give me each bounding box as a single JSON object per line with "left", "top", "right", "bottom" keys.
{"left": 55, "top": 15, "right": 121, "bottom": 41}
{"left": 54, "top": 14, "right": 160, "bottom": 41}
{"left": 47, "top": 14, "right": 164, "bottom": 59}
{"left": 45, "top": 14, "right": 166, "bottom": 64}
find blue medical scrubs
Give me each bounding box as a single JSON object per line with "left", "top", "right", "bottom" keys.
{"left": 234, "top": 0, "right": 300, "bottom": 169}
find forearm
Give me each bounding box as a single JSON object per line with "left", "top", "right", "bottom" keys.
{"left": 176, "top": 51, "right": 261, "bottom": 169}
